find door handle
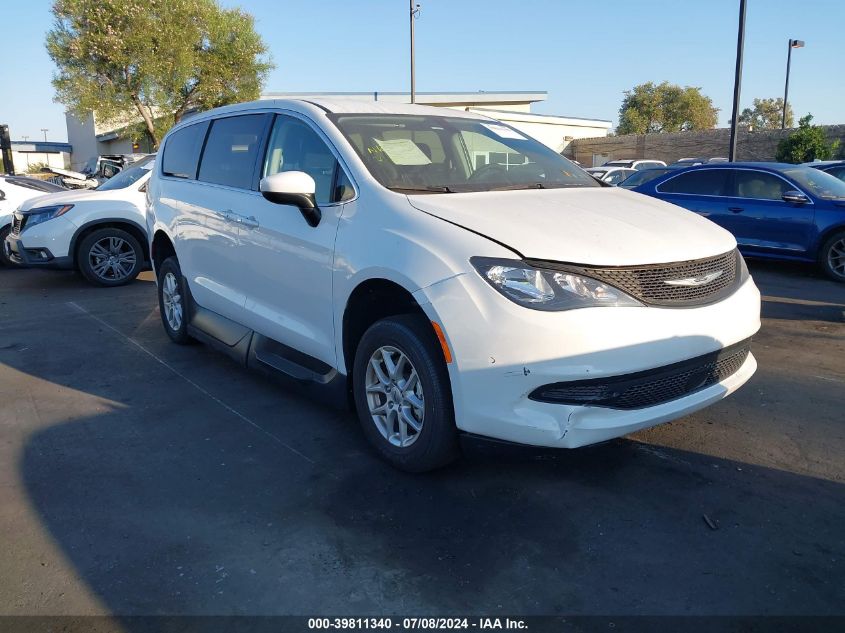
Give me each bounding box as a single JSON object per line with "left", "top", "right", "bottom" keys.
{"left": 728, "top": 207, "right": 744, "bottom": 213}
{"left": 238, "top": 215, "right": 259, "bottom": 229}
{"left": 225, "top": 210, "right": 259, "bottom": 229}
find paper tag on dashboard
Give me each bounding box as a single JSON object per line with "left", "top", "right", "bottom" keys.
{"left": 481, "top": 123, "right": 525, "bottom": 140}
{"left": 373, "top": 138, "right": 432, "bottom": 165}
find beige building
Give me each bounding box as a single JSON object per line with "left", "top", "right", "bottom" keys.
{"left": 65, "top": 111, "right": 154, "bottom": 171}
{"left": 260, "top": 91, "right": 612, "bottom": 153}
{"left": 65, "top": 90, "right": 611, "bottom": 170}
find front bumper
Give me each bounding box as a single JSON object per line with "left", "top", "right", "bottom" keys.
{"left": 4, "top": 216, "right": 76, "bottom": 269}
{"left": 414, "top": 272, "right": 761, "bottom": 448}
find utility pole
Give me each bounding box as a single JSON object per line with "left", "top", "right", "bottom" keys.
{"left": 410, "top": 1, "right": 420, "bottom": 103}
{"left": 728, "top": 0, "right": 747, "bottom": 162}
{"left": 41, "top": 128, "right": 49, "bottom": 142}
{"left": 782, "top": 38, "right": 804, "bottom": 129}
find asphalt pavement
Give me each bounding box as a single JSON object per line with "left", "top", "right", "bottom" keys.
{"left": 0, "top": 259, "right": 843, "bottom": 617}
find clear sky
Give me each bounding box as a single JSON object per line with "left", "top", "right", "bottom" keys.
{"left": 1, "top": 0, "right": 843, "bottom": 143}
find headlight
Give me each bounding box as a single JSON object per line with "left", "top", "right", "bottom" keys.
{"left": 23, "top": 204, "right": 74, "bottom": 229}
{"left": 472, "top": 257, "right": 643, "bottom": 311}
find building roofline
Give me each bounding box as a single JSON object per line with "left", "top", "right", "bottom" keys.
{"left": 468, "top": 108, "right": 613, "bottom": 124}
{"left": 11, "top": 140, "right": 73, "bottom": 152}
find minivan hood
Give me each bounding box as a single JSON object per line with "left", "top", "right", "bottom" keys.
{"left": 407, "top": 187, "right": 737, "bottom": 266}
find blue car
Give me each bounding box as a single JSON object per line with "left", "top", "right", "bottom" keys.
{"left": 629, "top": 162, "right": 845, "bottom": 281}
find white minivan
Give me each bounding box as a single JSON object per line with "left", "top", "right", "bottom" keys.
{"left": 4, "top": 155, "right": 154, "bottom": 285}
{"left": 147, "top": 99, "right": 761, "bottom": 471}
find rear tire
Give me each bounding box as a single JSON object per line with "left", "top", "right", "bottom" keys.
{"left": 157, "top": 256, "right": 193, "bottom": 344}
{"left": 352, "top": 314, "right": 459, "bottom": 472}
{"left": 819, "top": 231, "right": 845, "bottom": 282}
{"left": 77, "top": 227, "right": 143, "bottom": 287}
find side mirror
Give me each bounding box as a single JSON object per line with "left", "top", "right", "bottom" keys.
{"left": 260, "top": 171, "right": 321, "bottom": 227}
{"left": 782, "top": 190, "right": 809, "bottom": 204}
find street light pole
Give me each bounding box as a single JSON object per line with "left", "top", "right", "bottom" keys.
{"left": 410, "top": 1, "right": 420, "bottom": 103}
{"left": 782, "top": 38, "right": 804, "bottom": 129}
{"left": 728, "top": 0, "right": 747, "bottom": 162}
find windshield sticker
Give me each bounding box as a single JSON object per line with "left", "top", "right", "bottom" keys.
{"left": 481, "top": 123, "right": 526, "bottom": 140}
{"left": 373, "top": 138, "right": 432, "bottom": 165}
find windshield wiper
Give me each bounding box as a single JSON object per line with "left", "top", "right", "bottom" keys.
{"left": 483, "top": 182, "right": 548, "bottom": 191}
{"left": 389, "top": 185, "right": 456, "bottom": 194}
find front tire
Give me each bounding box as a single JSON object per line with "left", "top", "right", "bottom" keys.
{"left": 77, "top": 227, "right": 143, "bottom": 287}
{"left": 353, "top": 314, "right": 459, "bottom": 472}
{"left": 157, "top": 256, "right": 192, "bottom": 344}
{"left": 820, "top": 231, "right": 845, "bottom": 282}
{"left": 0, "top": 225, "right": 16, "bottom": 267}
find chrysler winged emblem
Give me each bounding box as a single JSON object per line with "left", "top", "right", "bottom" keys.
{"left": 663, "top": 270, "right": 724, "bottom": 287}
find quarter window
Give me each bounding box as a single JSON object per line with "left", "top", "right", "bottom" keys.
{"left": 197, "top": 115, "right": 269, "bottom": 190}
{"left": 262, "top": 116, "right": 341, "bottom": 205}
{"left": 732, "top": 171, "right": 790, "bottom": 201}
{"left": 658, "top": 169, "right": 731, "bottom": 196}
{"left": 161, "top": 121, "right": 209, "bottom": 179}
{"left": 825, "top": 166, "right": 845, "bottom": 182}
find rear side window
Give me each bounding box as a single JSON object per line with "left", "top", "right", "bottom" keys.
{"left": 732, "top": 170, "right": 790, "bottom": 200}
{"left": 658, "top": 169, "right": 731, "bottom": 196}
{"left": 161, "top": 121, "right": 209, "bottom": 179}
{"left": 198, "top": 115, "right": 269, "bottom": 190}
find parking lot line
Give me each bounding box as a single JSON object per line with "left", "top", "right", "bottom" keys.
{"left": 65, "top": 300, "right": 317, "bottom": 466}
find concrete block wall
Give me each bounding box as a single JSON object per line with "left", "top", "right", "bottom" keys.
{"left": 566, "top": 125, "right": 845, "bottom": 166}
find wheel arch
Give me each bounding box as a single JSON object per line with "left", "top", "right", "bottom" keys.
{"left": 816, "top": 223, "right": 845, "bottom": 259}
{"left": 341, "top": 278, "right": 429, "bottom": 377}
{"left": 150, "top": 229, "right": 177, "bottom": 276}
{"left": 70, "top": 218, "right": 150, "bottom": 268}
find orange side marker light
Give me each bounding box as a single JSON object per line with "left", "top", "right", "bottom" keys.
{"left": 431, "top": 321, "right": 453, "bottom": 364}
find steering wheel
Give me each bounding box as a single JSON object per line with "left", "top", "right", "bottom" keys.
{"left": 468, "top": 163, "right": 511, "bottom": 184}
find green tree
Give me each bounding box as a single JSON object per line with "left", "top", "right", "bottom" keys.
{"left": 25, "top": 162, "right": 50, "bottom": 174}
{"left": 776, "top": 114, "right": 840, "bottom": 163}
{"left": 738, "top": 97, "right": 793, "bottom": 130}
{"left": 616, "top": 81, "right": 719, "bottom": 135}
{"left": 47, "top": 0, "right": 274, "bottom": 148}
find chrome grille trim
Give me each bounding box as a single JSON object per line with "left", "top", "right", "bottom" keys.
{"left": 11, "top": 213, "right": 25, "bottom": 236}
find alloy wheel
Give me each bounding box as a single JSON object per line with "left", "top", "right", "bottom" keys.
{"left": 828, "top": 237, "right": 845, "bottom": 279}
{"left": 162, "top": 271, "right": 183, "bottom": 331}
{"left": 89, "top": 236, "right": 136, "bottom": 281}
{"left": 365, "top": 345, "right": 425, "bottom": 448}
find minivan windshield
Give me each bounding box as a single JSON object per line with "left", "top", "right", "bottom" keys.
{"left": 331, "top": 114, "right": 598, "bottom": 193}
{"left": 97, "top": 155, "right": 155, "bottom": 191}
{"left": 783, "top": 166, "right": 845, "bottom": 200}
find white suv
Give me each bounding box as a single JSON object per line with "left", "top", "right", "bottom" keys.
{"left": 147, "top": 100, "right": 761, "bottom": 471}
{"left": 4, "top": 155, "right": 154, "bottom": 285}
{"left": 0, "top": 175, "right": 67, "bottom": 266}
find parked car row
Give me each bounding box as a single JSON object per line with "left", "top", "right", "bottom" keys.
{"left": 578, "top": 156, "right": 845, "bottom": 281}
{"left": 625, "top": 162, "right": 845, "bottom": 282}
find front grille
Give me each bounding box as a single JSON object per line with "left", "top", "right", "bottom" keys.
{"left": 529, "top": 338, "right": 752, "bottom": 410}
{"left": 527, "top": 250, "right": 741, "bottom": 307}
{"left": 11, "top": 214, "right": 25, "bottom": 236}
